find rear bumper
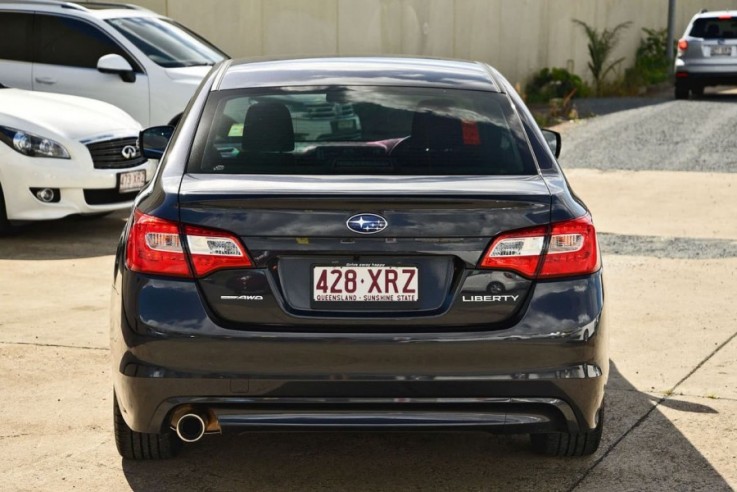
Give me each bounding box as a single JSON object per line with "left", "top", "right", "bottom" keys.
{"left": 675, "top": 60, "right": 737, "bottom": 86}
{"left": 111, "top": 270, "right": 607, "bottom": 435}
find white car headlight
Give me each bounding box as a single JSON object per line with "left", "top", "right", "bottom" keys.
{"left": 0, "top": 126, "right": 70, "bottom": 159}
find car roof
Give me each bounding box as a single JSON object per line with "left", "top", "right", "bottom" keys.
{"left": 0, "top": 0, "right": 159, "bottom": 18}
{"left": 693, "top": 10, "right": 737, "bottom": 19}
{"left": 217, "top": 57, "right": 501, "bottom": 92}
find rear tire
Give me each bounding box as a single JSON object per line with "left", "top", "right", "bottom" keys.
{"left": 692, "top": 85, "right": 705, "bottom": 97}
{"left": 114, "top": 392, "right": 180, "bottom": 460}
{"left": 675, "top": 83, "right": 690, "bottom": 100}
{"left": 530, "top": 404, "right": 604, "bottom": 457}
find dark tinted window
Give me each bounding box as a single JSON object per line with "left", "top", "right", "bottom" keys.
{"left": 690, "top": 17, "right": 737, "bottom": 39}
{"left": 35, "top": 15, "right": 129, "bottom": 68}
{"left": 0, "top": 12, "right": 33, "bottom": 62}
{"left": 189, "top": 86, "right": 537, "bottom": 176}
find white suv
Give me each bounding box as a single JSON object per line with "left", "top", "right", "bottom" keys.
{"left": 0, "top": 0, "right": 228, "bottom": 126}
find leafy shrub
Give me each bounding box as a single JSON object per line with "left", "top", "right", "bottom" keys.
{"left": 573, "top": 19, "right": 632, "bottom": 95}
{"left": 627, "top": 28, "right": 670, "bottom": 86}
{"left": 525, "top": 67, "right": 590, "bottom": 103}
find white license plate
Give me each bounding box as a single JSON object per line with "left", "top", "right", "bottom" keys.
{"left": 711, "top": 45, "right": 732, "bottom": 56}
{"left": 118, "top": 170, "right": 146, "bottom": 193}
{"left": 313, "top": 266, "right": 418, "bottom": 302}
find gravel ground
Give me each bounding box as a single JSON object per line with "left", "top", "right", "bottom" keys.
{"left": 560, "top": 93, "right": 737, "bottom": 173}
{"left": 599, "top": 233, "right": 737, "bottom": 259}
{"left": 558, "top": 91, "right": 737, "bottom": 261}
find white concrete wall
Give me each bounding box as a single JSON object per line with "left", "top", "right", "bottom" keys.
{"left": 87, "top": 0, "right": 737, "bottom": 85}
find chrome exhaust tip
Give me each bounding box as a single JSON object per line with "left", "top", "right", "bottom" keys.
{"left": 175, "top": 413, "right": 206, "bottom": 443}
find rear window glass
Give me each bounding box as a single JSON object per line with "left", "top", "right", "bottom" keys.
{"left": 188, "top": 86, "right": 537, "bottom": 176}
{"left": 690, "top": 17, "right": 737, "bottom": 39}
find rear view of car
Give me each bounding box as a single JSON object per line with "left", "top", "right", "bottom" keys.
{"left": 111, "top": 57, "right": 606, "bottom": 460}
{"left": 675, "top": 10, "right": 737, "bottom": 98}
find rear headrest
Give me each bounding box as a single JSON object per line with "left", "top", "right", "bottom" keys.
{"left": 242, "top": 101, "right": 294, "bottom": 152}
{"left": 410, "top": 99, "right": 463, "bottom": 148}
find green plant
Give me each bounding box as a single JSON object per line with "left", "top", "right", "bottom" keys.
{"left": 628, "top": 28, "right": 670, "bottom": 86}
{"left": 525, "top": 67, "right": 590, "bottom": 104}
{"left": 573, "top": 19, "right": 632, "bottom": 95}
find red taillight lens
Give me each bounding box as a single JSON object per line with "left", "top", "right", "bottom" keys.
{"left": 184, "top": 225, "right": 252, "bottom": 277}
{"left": 678, "top": 39, "right": 688, "bottom": 54}
{"left": 126, "top": 211, "right": 191, "bottom": 277}
{"left": 479, "top": 225, "right": 547, "bottom": 277}
{"left": 479, "top": 215, "right": 600, "bottom": 279}
{"left": 539, "top": 215, "right": 599, "bottom": 278}
{"left": 126, "top": 211, "right": 253, "bottom": 278}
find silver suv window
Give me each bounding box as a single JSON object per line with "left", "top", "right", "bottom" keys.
{"left": 189, "top": 86, "right": 537, "bottom": 176}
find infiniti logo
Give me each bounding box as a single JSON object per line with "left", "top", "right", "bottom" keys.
{"left": 121, "top": 145, "right": 138, "bottom": 159}
{"left": 346, "top": 213, "right": 388, "bottom": 234}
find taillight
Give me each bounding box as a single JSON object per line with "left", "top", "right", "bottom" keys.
{"left": 127, "top": 211, "right": 191, "bottom": 277}
{"left": 539, "top": 215, "right": 599, "bottom": 278}
{"left": 678, "top": 39, "right": 688, "bottom": 54}
{"left": 184, "top": 225, "right": 252, "bottom": 276}
{"left": 126, "top": 211, "right": 252, "bottom": 278}
{"left": 480, "top": 215, "right": 600, "bottom": 279}
{"left": 479, "top": 225, "right": 546, "bottom": 277}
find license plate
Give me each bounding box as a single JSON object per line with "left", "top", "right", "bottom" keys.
{"left": 118, "top": 170, "right": 146, "bottom": 193}
{"left": 313, "top": 266, "right": 418, "bottom": 302}
{"left": 711, "top": 45, "right": 732, "bottom": 56}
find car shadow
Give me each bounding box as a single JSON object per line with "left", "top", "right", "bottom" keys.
{"left": 121, "top": 362, "right": 731, "bottom": 491}
{"left": 0, "top": 211, "right": 128, "bottom": 260}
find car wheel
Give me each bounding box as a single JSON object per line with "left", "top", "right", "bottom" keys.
{"left": 0, "top": 183, "right": 12, "bottom": 235}
{"left": 114, "top": 392, "right": 180, "bottom": 460}
{"left": 674, "top": 83, "right": 690, "bottom": 100}
{"left": 529, "top": 403, "right": 604, "bottom": 457}
{"left": 692, "top": 85, "right": 705, "bottom": 97}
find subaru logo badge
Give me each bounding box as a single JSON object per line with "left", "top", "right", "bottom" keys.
{"left": 121, "top": 145, "right": 138, "bottom": 159}
{"left": 346, "top": 213, "right": 388, "bottom": 234}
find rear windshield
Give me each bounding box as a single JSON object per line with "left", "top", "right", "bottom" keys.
{"left": 690, "top": 17, "right": 737, "bottom": 39}
{"left": 188, "top": 86, "right": 537, "bottom": 176}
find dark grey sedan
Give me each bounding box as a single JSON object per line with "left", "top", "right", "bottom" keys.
{"left": 111, "top": 56, "right": 606, "bottom": 460}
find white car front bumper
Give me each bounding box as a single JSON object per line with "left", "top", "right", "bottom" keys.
{"left": 0, "top": 138, "right": 156, "bottom": 221}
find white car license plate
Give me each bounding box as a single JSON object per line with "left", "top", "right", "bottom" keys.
{"left": 711, "top": 45, "right": 732, "bottom": 56}
{"left": 313, "top": 266, "right": 418, "bottom": 302}
{"left": 118, "top": 170, "right": 146, "bottom": 193}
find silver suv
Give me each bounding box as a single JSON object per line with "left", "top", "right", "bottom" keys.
{"left": 675, "top": 10, "right": 737, "bottom": 99}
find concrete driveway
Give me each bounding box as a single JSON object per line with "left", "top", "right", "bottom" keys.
{"left": 1, "top": 93, "right": 736, "bottom": 491}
